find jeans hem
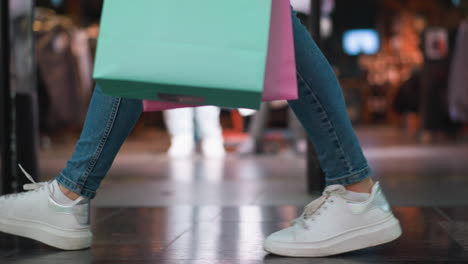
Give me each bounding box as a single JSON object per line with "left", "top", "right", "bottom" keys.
{"left": 56, "top": 173, "right": 97, "bottom": 199}
{"left": 325, "top": 166, "right": 371, "bottom": 186}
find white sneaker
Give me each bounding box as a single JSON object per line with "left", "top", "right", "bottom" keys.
{"left": 264, "top": 182, "right": 402, "bottom": 257}
{"left": 0, "top": 167, "right": 92, "bottom": 250}
{"left": 168, "top": 135, "right": 195, "bottom": 159}
{"left": 201, "top": 138, "right": 226, "bottom": 159}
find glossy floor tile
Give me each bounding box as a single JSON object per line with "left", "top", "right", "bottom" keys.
{"left": 1, "top": 126, "right": 468, "bottom": 263}
{"left": 1, "top": 206, "right": 468, "bottom": 263}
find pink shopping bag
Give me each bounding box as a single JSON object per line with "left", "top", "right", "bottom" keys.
{"left": 262, "top": 0, "right": 297, "bottom": 102}
{"left": 143, "top": 0, "right": 297, "bottom": 112}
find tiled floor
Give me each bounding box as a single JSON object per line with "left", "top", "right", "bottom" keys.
{"left": 1, "top": 126, "right": 468, "bottom": 263}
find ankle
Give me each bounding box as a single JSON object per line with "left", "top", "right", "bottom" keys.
{"left": 345, "top": 178, "right": 374, "bottom": 194}
{"left": 58, "top": 184, "right": 81, "bottom": 201}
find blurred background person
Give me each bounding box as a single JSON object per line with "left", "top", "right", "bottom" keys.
{"left": 163, "top": 106, "right": 226, "bottom": 159}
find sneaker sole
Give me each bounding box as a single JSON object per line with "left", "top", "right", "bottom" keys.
{"left": 0, "top": 217, "right": 92, "bottom": 250}
{"left": 264, "top": 215, "right": 402, "bottom": 257}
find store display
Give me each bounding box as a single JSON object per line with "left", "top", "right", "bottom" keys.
{"left": 424, "top": 27, "right": 449, "bottom": 60}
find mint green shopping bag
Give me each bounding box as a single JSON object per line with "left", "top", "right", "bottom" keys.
{"left": 93, "top": 0, "right": 273, "bottom": 109}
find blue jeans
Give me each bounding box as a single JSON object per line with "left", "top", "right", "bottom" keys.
{"left": 56, "top": 11, "right": 371, "bottom": 199}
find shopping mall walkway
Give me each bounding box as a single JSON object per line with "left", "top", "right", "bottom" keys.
{"left": 1, "top": 127, "right": 467, "bottom": 263}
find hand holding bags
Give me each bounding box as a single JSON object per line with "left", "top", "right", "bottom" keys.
{"left": 94, "top": 0, "right": 297, "bottom": 111}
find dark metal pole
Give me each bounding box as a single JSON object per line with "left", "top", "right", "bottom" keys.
{"left": 306, "top": 0, "right": 326, "bottom": 194}
{"left": 1, "top": 0, "right": 14, "bottom": 195}
{"left": 13, "top": 1, "right": 39, "bottom": 191}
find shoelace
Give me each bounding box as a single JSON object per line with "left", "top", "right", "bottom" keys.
{"left": 3, "top": 165, "right": 84, "bottom": 205}
{"left": 2, "top": 165, "right": 48, "bottom": 200}
{"left": 18, "top": 164, "right": 48, "bottom": 191}
{"left": 293, "top": 185, "right": 346, "bottom": 229}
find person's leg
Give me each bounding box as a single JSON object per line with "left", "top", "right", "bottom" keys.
{"left": 163, "top": 108, "right": 196, "bottom": 158}
{"left": 57, "top": 85, "right": 143, "bottom": 198}
{"left": 263, "top": 10, "right": 401, "bottom": 257}
{"left": 194, "top": 106, "right": 226, "bottom": 158}
{"left": 287, "top": 26, "right": 370, "bottom": 189}
{"left": 0, "top": 84, "right": 143, "bottom": 250}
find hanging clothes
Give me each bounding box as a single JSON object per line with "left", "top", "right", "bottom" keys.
{"left": 448, "top": 20, "right": 468, "bottom": 123}
{"left": 34, "top": 9, "right": 93, "bottom": 132}
{"left": 36, "top": 23, "right": 83, "bottom": 131}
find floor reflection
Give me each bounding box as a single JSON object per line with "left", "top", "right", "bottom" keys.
{"left": 2, "top": 128, "right": 467, "bottom": 263}
{"left": 1, "top": 205, "right": 467, "bottom": 263}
